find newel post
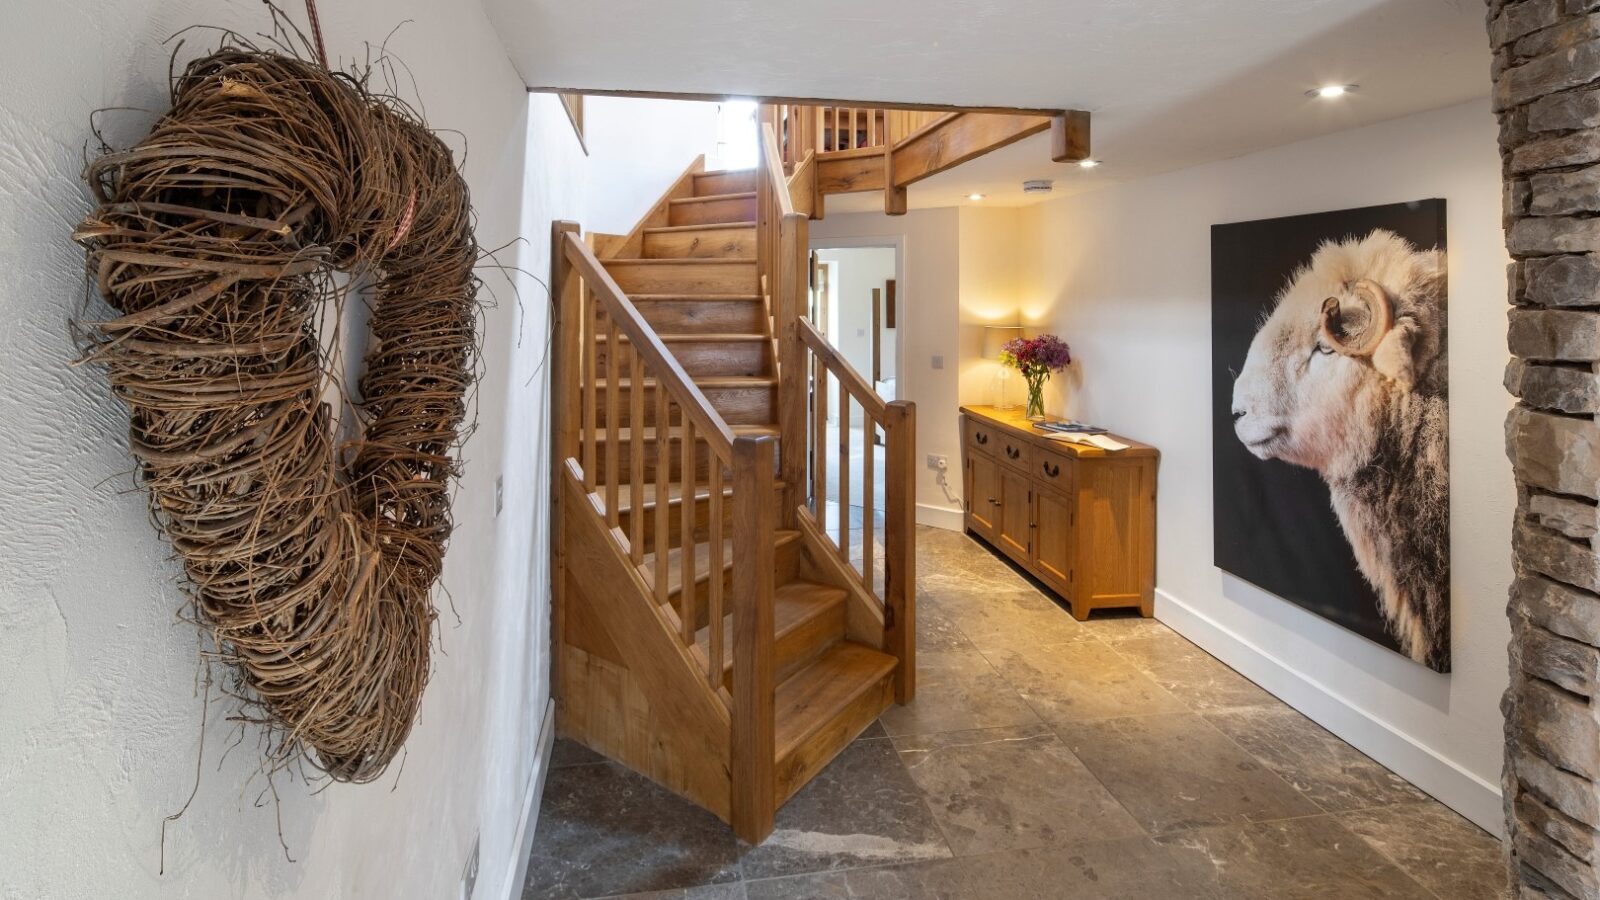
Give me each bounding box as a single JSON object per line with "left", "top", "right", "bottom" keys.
{"left": 550, "top": 219, "right": 582, "bottom": 703}
{"left": 730, "top": 435, "right": 777, "bottom": 844}
{"left": 885, "top": 400, "right": 917, "bottom": 703}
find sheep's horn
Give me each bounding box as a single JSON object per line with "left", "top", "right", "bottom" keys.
{"left": 1320, "top": 279, "right": 1394, "bottom": 357}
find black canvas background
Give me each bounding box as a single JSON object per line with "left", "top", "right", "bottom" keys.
{"left": 1210, "top": 199, "right": 1446, "bottom": 659}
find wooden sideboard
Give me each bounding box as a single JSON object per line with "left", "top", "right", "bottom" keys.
{"left": 959, "top": 405, "right": 1158, "bottom": 619}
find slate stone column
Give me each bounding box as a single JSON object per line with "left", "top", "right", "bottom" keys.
{"left": 1491, "top": 1, "right": 1600, "bottom": 896}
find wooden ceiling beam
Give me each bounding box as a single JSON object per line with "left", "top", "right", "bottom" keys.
{"left": 889, "top": 112, "right": 1054, "bottom": 189}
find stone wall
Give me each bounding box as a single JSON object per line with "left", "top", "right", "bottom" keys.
{"left": 1492, "top": 0, "right": 1600, "bottom": 896}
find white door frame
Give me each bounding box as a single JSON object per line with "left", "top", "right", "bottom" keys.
{"left": 807, "top": 235, "right": 906, "bottom": 407}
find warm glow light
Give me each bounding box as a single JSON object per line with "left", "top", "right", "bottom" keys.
{"left": 1309, "top": 84, "right": 1358, "bottom": 99}
{"left": 1078, "top": 159, "right": 1100, "bottom": 169}
{"left": 967, "top": 193, "right": 986, "bottom": 201}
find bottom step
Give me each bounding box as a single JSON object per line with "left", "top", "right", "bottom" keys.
{"left": 773, "top": 642, "right": 898, "bottom": 805}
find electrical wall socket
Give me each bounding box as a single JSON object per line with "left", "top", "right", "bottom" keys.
{"left": 494, "top": 475, "right": 504, "bottom": 516}
{"left": 460, "top": 834, "right": 480, "bottom": 900}
{"left": 926, "top": 454, "right": 948, "bottom": 470}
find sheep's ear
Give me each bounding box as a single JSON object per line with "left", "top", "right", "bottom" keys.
{"left": 1371, "top": 320, "right": 1418, "bottom": 390}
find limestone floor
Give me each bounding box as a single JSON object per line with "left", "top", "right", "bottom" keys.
{"left": 522, "top": 526, "right": 1508, "bottom": 900}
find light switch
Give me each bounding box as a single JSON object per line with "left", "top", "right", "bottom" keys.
{"left": 931, "top": 354, "right": 944, "bottom": 369}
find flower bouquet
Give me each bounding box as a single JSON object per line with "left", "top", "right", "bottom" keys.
{"left": 1000, "top": 334, "right": 1072, "bottom": 421}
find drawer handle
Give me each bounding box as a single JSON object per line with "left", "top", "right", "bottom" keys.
{"left": 1005, "top": 445, "right": 1021, "bottom": 460}
{"left": 975, "top": 432, "right": 989, "bottom": 445}
{"left": 1042, "top": 461, "right": 1060, "bottom": 478}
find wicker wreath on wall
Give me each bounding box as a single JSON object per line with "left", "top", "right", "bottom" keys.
{"left": 73, "top": 40, "right": 479, "bottom": 782}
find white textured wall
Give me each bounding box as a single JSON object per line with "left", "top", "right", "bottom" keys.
{"left": 579, "top": 96, "right": 724, "bottom": 235}
{"left": 1015, "top": 99, "right": 1511, "bottom": 833}
{"left": 0, "top": 2, "right": 585, "bottom": 898}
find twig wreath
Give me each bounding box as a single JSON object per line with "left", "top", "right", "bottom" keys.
{"left": 73, "top": 23, "right": 480, "bottom": 783}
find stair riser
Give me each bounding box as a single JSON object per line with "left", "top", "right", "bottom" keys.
{"left": 593, "top": 383, "right": 776, "bottom": 427}
{"left": 595, "top": 340, "right": 770, "bottom": 379}
{"left": 643, "top": 227, "right": 756, "bottom": 259}
{"left": 618, "top": 482, "right": 785, "bottom": 549}
{"left": 776, "top": 670, "right": 895, "bottom": 806}
{"left": 606, "top": 261, "right": 759, "bottom": 294}
{"left": 669, "top": 537, "right": 803, "bottom": 632}
{"left": 719, "top": 602, "right": 845, "bottom": 692}
{"left": 598, "top": 299, "right": 766, "bottom": 335}
{"left": 593, "top": 437, "right": 780, "bottom": 484}
{"left": 694, "top": 171, "right": 756, "bottom": 195}
{"left": 669, "top": 196, "right": 758, "bottom": 227}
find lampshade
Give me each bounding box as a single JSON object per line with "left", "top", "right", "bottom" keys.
{"left": 983, "top": 325, "right": 1024, "bottom": 359}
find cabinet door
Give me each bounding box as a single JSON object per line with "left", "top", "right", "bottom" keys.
{"left": 965, "top": 451, "right": 1000, "bottom": 538}
{"left": 1032, "top": 487, "right": 1075, "bottom": 594}
{"left": 996, "top": 468, "right": 1033, "bottom": 563}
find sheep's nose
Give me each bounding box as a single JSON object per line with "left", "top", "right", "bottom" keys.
{"left": 1231, "top": 407, "right": 1246, "bottom": 420}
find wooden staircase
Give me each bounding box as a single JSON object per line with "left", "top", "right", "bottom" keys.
{"left": 550, "top": 123, "right": 919, "bottom": 843}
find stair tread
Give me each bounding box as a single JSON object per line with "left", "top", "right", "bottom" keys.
{"left": 775, "top": 643, "right": 898, "bottom": 760}
{"left": 628, "top": 293, "right": 762, "bottom": 301}
{"left": 693, "top": 581, "right": 849, "bottom": 672}
{"left": 669, "top": 191, "right": 757, "bottom": 204}
{"left": 610, "top": 474, "right": 785, "bottom": 513}
{"left": 594, "top": 423, "right": 780, "bottom": 442}
{"left": 635, "top": 529, "right": 801, "bottom": 596}
{"left": 591, "top": 375, "right": 778, "bottom": 389}
{"left": 604, "top": 257, "right": 755, "bottom": 266}
{"left": 594, "top": 332, "right": 770, "bottom": 342}
{"left": 644, "top": 221, "right": 757, "bottom": 234}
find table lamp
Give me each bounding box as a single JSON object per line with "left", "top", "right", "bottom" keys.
{"left": 984, "top": 325, "right": 1024, "bottom": 410}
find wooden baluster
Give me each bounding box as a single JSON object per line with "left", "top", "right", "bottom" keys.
{"left": 868, "top": 108, "right": 877, "bottom": 147}
{"left": 707, "top": 455, "right": 724, "bottom": 687}
{"left": 814, "top": 106, "right": 824, "bottom": 154}
{"left": 837, "top": 379, "right": 850, "bottom": 552}
{"left": 630, "top": 345, "right": 646, "bottom": 564}
{"left": 848, "top": 108, "right": 857, "bottom": 150}
{"left": 604, "top": 316, "right": 620, "bottom": 527}
{"left": 680, "top": 418, "right": 698, "bottom": 646}
{"left": 812, "top": 356, "right": 826, "bottom": 519}
{"left": 583, "top": 286, "right": 597, "bottom": 491}
{"left": 655, "top": 387, "right": 671, "bottom": 606}
{"left": 864, "top": 417, "right": 876, "bottom": 593}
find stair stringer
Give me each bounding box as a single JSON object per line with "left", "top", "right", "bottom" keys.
{"left": 557, "top": 463, "right": 733, "bottom": 820}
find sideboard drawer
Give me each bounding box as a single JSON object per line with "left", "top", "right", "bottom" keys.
{"left": 964, "top": 416, "right": 1000, "bottom": 454}
{"left": 1036, "top": 446, "right": 1075, "bottom": 494}
{"left": 995, "top": 433, "right": 1032, "bottom": 474}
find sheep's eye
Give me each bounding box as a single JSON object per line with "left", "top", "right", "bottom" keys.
{"left": 1312, "top": 342, "right": 1334, "bottom": 357}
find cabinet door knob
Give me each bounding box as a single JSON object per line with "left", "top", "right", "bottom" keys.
{"left": 1042, "top": 461, "right": 1060, "bottom": 478}
{"left": 1005, "top": 445, "right": 1020, "bottom": 460}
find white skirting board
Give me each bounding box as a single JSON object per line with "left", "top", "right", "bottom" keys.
{"left": 1154, "top": 588, "right": 1504, "bottom": 837}
{"left": 502, "top": 699, "right": 557, "bottom": 900}
{"left": 916, "top": 503, "right": 964, "bottom": 531}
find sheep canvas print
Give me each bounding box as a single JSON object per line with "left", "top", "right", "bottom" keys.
{"left": 1211, "top": 200, "right": 1449, "bottom": 672}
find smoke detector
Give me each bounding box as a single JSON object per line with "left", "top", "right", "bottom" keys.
{"left": 1022, "top": 179, "right": 1054, "bottom": 195}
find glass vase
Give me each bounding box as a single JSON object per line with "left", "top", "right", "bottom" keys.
{"left": 1025, "top": 380, "right": 1046, "bottom": 421}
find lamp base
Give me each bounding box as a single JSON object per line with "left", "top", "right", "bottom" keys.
{"left": 993, "top": 369, "right": 1016, "bottom": 410}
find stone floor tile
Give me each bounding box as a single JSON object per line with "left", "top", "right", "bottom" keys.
{"left": 1157, "top": 815, "right": 1437, "bottom": 899}
{"left": 1055, "top": 713, "right": 1321, "bottom": 834}
{"left": 1084, "top": 612, "right": 1178, "bottom": 644}
{"left": 737, "top": 738, "right": 952, "bottom": 880}
{"left": 1338, "top": 801, "right": 1512, "bottom": 900}
{"left": 942, "top": 589, "right": 1089, "bottom": 654}
{"left": 550, "top": 737, "right": 607, "bottom": 768}
{"left": 916, "top": 610, "right": 977, "bottom": 652}
{"left": 603, "top": 885, "right": 748, "bottom": 900}
{"left": 985, "top": 639, "right": 1189, "bottom": 724}
{"left": 1205, "top": 707, "right": 1428, "bottom": 813}
{"left": 892, "top": 724, "right": 1144, "bottom": 855}
{"left": 1105, "top": 632, "right": 1279, "bottom": 712}
{"left": 522, "top": 762, "right": 741, "bottom": 900}
{"left": 877, "top": 648, "right": 1042, "bottom": 737}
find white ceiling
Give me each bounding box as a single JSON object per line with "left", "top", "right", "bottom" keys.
{"left": 483, "top": 0, "right": 1493, "bottom": 209}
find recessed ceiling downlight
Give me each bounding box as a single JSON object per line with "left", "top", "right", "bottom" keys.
{"left": 967, "top": 193, "right": 986, "bottom": 201}
{"left": 1078, "top": 159, "right": 1100, "bottom": 169}
{"left": 1309, "top": 84, "right": 1358, "bottom": 99}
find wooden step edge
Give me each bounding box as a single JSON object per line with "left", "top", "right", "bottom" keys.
{"left": 635, "top": 528, "right": 803, "bottom": 593}
{"left": 693, "top": 169, "right": 756, "bottom": 179}
{"left": 643, "top": 221, "right": 757, "bottom": 234}
{"left": 604, "top": 257, "right": 755, "bottom": 266}
{"left": 695, "top": 581, "right": 850, "bottom": 676}
{"left": 611, "top": 476, "right": 786, "bottom": 514}
{"left": 593, "top": 332, "right": 770, "bottom": 343}
{"left": 592, "top": 424, "right": 781, "bottom": 442}
{"left": 628, "top": 293, "right": 763, "bottom": 301}
{"left": 774, "top": 643, "right": 898, "bottom": 762}
{"left": 668, "top": 191, "right": 757, "bottom": 205}
{"left": 590, "top": 375, "right": 779, "bottom": 390}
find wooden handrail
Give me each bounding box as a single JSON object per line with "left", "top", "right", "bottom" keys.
{"left": 799, "top": 318, "right": 887, "bottom": 421}
{"left": 560, "top": 231, "right": 737, "bottom": 460}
